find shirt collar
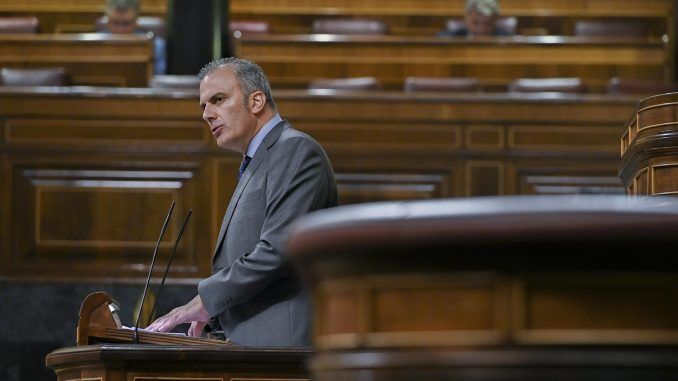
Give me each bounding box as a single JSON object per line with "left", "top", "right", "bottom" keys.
{"left": 245, "top": 114, "right": 282, "bottom": 158}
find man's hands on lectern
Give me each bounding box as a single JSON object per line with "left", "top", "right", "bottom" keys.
{"left": 146, "top": 294, "right": 210, "bottom": 337}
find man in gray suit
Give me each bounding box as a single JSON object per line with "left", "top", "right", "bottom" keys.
{"left": 146, "top": 58, "right": 338, "bottom": 346}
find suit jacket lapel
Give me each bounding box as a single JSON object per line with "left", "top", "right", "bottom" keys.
{"left": 212, "top": 121, "right": 288, "bottom": 259}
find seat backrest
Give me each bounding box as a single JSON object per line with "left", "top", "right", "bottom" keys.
{"left": 96, "top": 16, "right": 166, "bottom": 38}
{"left": 494, "top": 17, "right": 518, "bottom": 35}
{"left": 404, "top": 77, "right": 481, "bottom": 92}
{"left": 309, "top": 77, "right": 382, "bottom": 90}
{"left": 1, "top": 67, "right": 69, "bottom": 86}
{"left": 606, "top": 77, "right": 677, "bottom": 95}
{"left": 443, "top": 16, "right": 517, "bottom": 36}
{"left": 443, "top": 19, "right": 466, "bottom": 35}
{"left": 508, "top": 77, "right": 587, "bottom": 93}
{"left": 312, "top": 18, "right": 389, "bottom": 35}
{"left": 149, "top": 74, "right": 201, "bottom": 90}
{"left": 574, "top": 20, "right": 646, "bottom": 38}
{"left": 0, "top": 17, "right": 40, "bottom": 33}
{"left": 230, "top": 20, "right": 271, "bottom": 38}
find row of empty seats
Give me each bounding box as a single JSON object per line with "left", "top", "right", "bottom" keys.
{"left": 230, "top": 18, "right": 651, "bottom": 38}
{"left": 0, "top": 67, "right": 69, "bottom": 86}
{"left": 309, "top": 76, "right": 677, "bottom": 95}
{"left": 0, "top": 16, "right": 651, "bottom": 38}
{"left": 2, "top": 67, "right": 674, "bottom": 96}
{"left": 0, "top": 16, "right": 164, "bottom": 36}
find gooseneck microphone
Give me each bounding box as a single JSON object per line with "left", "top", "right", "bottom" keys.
{"left": 146, "top": 209, "right": 192, "bottom": 327}
{"left": 133, "top": 201, "right": 175, "bottom": 344}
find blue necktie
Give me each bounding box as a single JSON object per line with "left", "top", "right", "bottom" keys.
{"left": 237, "top": 155, "right": 252, "bottom": 181}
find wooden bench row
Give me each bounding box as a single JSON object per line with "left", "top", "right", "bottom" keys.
{"left": 0, "top": 33, "right": 152, "bottom": 86}
{"left": 235, "top": 34, "right": 671, "bottom": 91}
{"left": 0, "top": 87, "right": 635, "bottom": 281}
{"left": 0, "top": 33, "right": 668, "bottom": 89}
{"left": 0, "top": 0, "right": 673, "bottom": 36}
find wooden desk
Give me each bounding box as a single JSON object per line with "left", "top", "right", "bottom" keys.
{"left": 620, "top": 92, "right": 678, "bottom": 196}
{"left": 287, "top": 195, "right": 678, "bottom": 380}
{"left": 0, "top": 33, "right": 153, "bottom": 86}
{"left": 46, "top": 344, "right": 311, "bottom": 381}
{"left": 235, "top": 35, "right": 669, "bottom": 90}
{"left": 0, "top": 0, "right": 166, "bottom": 33}
{"left": 0, "top": 87, "right": 636, "bottom": 281}
{"left": 231, "top": 0, "right": 673, "bottom": 18}
{"left": 230, "top": 0, "right": 674, "bottom": 37}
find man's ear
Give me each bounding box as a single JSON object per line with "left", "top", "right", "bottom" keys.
{"left": 249, "top": 91, "right": 266, "bottom": 114}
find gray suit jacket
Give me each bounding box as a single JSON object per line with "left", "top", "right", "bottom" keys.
{"left": 198, "top": 120, "right": 338, "bottom": 346}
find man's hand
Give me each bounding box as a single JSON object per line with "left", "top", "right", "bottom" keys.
{"left": 146, "top": 295, "right": 210, "bottom": 337}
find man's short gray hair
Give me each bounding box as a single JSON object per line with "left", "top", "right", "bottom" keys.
{"left": 106, "top": 0, "right": 140, "bottom": 14}
{"left": 466, "top": 0, "right": 500, "bottom": 16}
{"left": 198, "top": 57, "right": 277, "bottom": 112}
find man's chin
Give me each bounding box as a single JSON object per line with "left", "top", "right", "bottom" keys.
{"left": 215, "top": 139, "right": 240, "bottom": 153}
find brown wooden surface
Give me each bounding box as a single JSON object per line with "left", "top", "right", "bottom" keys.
{"left": 230, "top": 0, "right": 673, "bottom": 17}
{"left": 0, "top": 87, "right": 636, "bottom": 281}
{"left": 76, "top": 291, "right": 229, "bottom": 346}
{"left": 235, "top": 35, "right": 670, "bottom": 90}
{"left": 310, "top": 347, "right": 678, "bottom": 381}
{"left": 46, "top": 344, "right": 311, "bottom": 381}
{"left": 0, "top": 0, "right": 166, "bottom": 33}
{"left": 285, "top": 196, "right": 678, "bottom": 380}
{"left": 2, "top": 0, "right": 670, "bottom": 35}
{"left": 230, "top": 0, "right": 673, "bottom": 37}
{"left": 0, "top": 33, "right": 153, "bottom": 86}
{"left": 620, "top": 92, "right": 678, "bottom": 195}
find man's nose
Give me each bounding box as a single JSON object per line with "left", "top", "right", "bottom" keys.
{"left": 203, "top": 104, "right": 215, "bottom": 121}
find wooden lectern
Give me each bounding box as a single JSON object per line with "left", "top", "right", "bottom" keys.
{"left": 47, "top": 292, "right": 312, "bottom": 381}
{"left": 76, "top": 291, "right": 226, "bottom": 346}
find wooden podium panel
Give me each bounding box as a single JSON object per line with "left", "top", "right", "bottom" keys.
{"left": 46, "top": 291, "right": 310, "bottom": 381}
{"left": 46, "top": 344, "right": 312, "bottom": 381}
{"left": 287, "top": 195, "right": 678, "bottom": 380}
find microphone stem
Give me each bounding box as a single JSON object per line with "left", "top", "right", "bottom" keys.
{"left": 147, "top": 209, "right": 192, "bottom": 327}
{"left": 133, "top": 201, "right": 175, "bottom": 344}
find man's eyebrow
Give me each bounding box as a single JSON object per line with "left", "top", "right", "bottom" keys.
{"left": 199, "top": 92, "right": 225, "bottom": 110}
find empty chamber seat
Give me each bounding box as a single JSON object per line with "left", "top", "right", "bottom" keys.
{"left": 574, "top": 20, "right": 646, "bottom": 38}
{"left": 0, "top": 17, "right": 40, "bottom": 33}
{"left": 149, "top": 75, "right": 201, "bottom": 90}
{"left": 230, "top": 21, "right": 271, "bottom": 37}
{"left": 96, "top": 16, "right": 166, "bottom": 37}
{"left": 309, "top": 77, "right": 382, "bottom": 90}
{"left": 312, "top": 19, "right": 389, "bottom": 35}
{"left": 404, "top": 77, "right": 481, "bottom": 92}
{"left": 0, "top": 67, "right": 69, "bottom": 86}
{"left": 508, "top": 77, "right": 587, "bottom": 93}
{"left": 441, "top": 17, "right": 517, "bottom": 36}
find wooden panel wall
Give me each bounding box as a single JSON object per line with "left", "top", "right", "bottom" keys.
{"left": 0, "top": 88, "right": 635, "bottom": 281}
